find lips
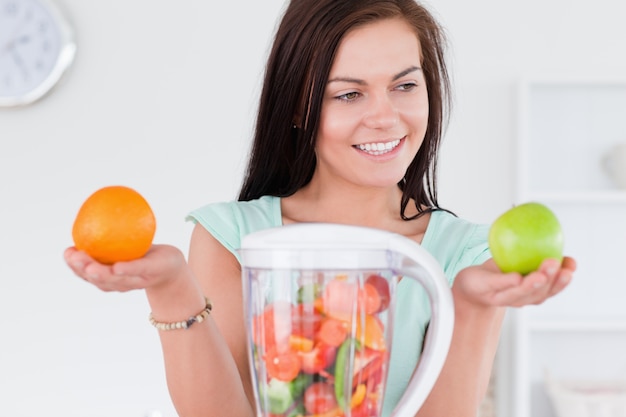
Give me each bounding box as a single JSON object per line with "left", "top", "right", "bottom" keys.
{"left": 354, "top": 138, "right": 401, "bottom": 156}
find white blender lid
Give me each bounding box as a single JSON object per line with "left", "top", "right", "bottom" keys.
{"left": 241, "top": 223, "right": 404, "bottom": 250}
{"left": 239, "top": 223, "right": 420, "bottom": 270}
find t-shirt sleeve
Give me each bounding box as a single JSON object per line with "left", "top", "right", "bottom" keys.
{"left": 186, "top": 201, "right": 243, "bottom": 260}
{"left": 424, "top": 211, "right": 492, "bottom": 285}
{"left": 448, "top": 223, "right": 492, "bottom": 279}
{"left": 185, "top": 197, "right": 282, "bottom": 263}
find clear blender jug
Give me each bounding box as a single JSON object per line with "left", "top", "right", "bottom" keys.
{"left": 240, "top": 223, "right": 454, "bottom": 417}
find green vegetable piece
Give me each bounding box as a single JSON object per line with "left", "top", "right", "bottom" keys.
{"left": 289, "top": 373, "right": 311, "bottom": 399}
{"left": 334, "top": 338, "right": 354, "bottom": 411}
{"left": 262, "top": 378, "right": 294, "bottom": 414}
{"left": 296, "top": 283, "right": 321, "bottom": 304}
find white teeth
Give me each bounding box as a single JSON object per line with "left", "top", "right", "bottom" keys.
{"left": 356, "top": 139, "right": 401, "bottom": 155}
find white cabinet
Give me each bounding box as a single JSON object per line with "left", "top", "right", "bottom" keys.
{"left": 506, "top": 79, "right": 626, "bottom": 417}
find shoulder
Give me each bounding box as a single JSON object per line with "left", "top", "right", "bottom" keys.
{"left": 187, "top": 195, "right": 280, "bottom": 227}
{"left": 186, "top": 196, "right": 282, "bottom": 261}
{"left": 423, "top": 210, "right": 492, "bottom": 283}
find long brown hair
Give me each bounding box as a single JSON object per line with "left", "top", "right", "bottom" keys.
{"left": 238, "top": 0, "right": 451, "bottom": 220}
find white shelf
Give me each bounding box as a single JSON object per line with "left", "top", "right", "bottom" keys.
{"left": 500, "top": 79, "right": 626, "bottom": 417}
{"left": 527, "top": 191, "right": 626, "bottom": 204}
{"left": 527, "top": 320, "right": 626, "bottom": 332}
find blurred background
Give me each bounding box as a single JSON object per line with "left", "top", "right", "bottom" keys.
{"left": 1, "top": 0, "right": 625, "bottom": 416}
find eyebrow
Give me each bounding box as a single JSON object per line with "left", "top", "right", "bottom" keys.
{"left": 327, "top": 66, "right": 422, "bottom": 85}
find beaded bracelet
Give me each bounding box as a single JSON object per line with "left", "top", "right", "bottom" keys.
{"left": 149, "top": 297, "right": 212, "bottom": 331}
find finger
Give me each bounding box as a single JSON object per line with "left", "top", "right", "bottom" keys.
{"left": 491, "top": 280, "right": 547, "bottom": 306}
{"left": 503, "top": 259, "right": 564, "bottom": 306}
{"left": 64, "top": 248, "right": 147, "bottom": 292}
{"left": 532, "top": 258, "right": 572, "bottom": 300}
{"left": 64, "top": 247, "right": 87, "bottom": 271}
{"left": 64, "top": 247, "right": 102, "bottom": 281}
{"left": 546, "top": 268, "right": 573, "bottom": 298}
{"left": 81, "top": 268, "right": 145, "bottom": 292}
{"left": 111, "top": 255, "right": 153, "bottom": 278}
{"left": 490, "top": 267, "right": 552, "bottom": 306}
{"left": 561, "top": 256, "right": 577, "bottom": 272}
{"left": 519, "top": 258, "right": 559, "bottom": 289}
{"left": 488, "top": 273, "right": 525, "bottom": 292}
{"left": 478, "top": 257, "right": 576, "bottom": 307}
{"left": 492, "top": 285, "right": 550, "bottom": 307}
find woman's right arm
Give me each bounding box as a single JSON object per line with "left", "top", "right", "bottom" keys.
{"left": 64, "top": 224, "right": 255, "bottom": 417}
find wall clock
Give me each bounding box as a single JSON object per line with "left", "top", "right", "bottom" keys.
{"left": 0, "top": 0, "right": 76, "bottom": 107}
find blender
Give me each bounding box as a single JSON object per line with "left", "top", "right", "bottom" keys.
{"left": 240, "top": 223, "right": 454, "bottom": 417}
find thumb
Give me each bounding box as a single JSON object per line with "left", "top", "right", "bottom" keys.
{"left": 455, "top": 261, "right": 523, "bottom": 292}
{"left": 111, "top": 244, "right": 185, "bottom": 278}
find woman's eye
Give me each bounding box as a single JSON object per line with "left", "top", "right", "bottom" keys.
{"left": 336, "top": 91, "right": 360, "bottom": 101}
{"left": 396, "top": 82, "right": 418, "bottom": 91}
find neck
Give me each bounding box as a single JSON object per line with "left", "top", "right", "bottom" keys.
{"left": 281, "top": 178, "right": 430, "bottom": 242}
{"left": 283, "top": 179, "right": 406, "bottom": 227}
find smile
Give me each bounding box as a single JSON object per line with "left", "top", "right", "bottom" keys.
{"left": 354, "top": 139, "right": 402, "bottom": 156}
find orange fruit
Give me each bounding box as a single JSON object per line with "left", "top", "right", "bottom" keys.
{"left": 72, "top": 185, "right": 156, "bottom": 264}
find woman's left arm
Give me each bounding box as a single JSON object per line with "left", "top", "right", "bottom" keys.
{"left": 416, "top": 256, "right": 576, "bottom": 416}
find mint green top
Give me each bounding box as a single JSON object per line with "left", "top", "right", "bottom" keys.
{"left": 187, "top": 195, "right": 491, "bottom": 416}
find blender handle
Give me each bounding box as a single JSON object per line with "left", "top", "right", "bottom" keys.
{"left": 387, "top": 237, "right": 455, "bottom": 417}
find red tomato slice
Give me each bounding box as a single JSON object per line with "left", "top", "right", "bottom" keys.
{"left": 321, "top": 279, "right": 359, "bottom": 321}
{"left": 299, "top": 342, "right": 337, "bottom": 374}
{"left": 252, "top": 313, "right": 272, "bottom": 347}
{"left": 264, "top": 346, "right": 301, "bottom": 382}
{"left": 291, "top": 302, "right": 323, "bottom": 339}
{"left": 365, "top": 274, "right": 391, "bottom": 313}
{"left": 362, "top": 283, "right": 381, "bottom": 315}
{"left": 317, "top": 317, "right": 348, "bottom": 347}
{"left": 352, "top": 350, "right": 385, "bottom": 388}
{"left": 253, "top": 301, "right": 295, "bottom": 352}
{"left": 321, "top": 276, "right": 390, "bottom": 318}
{"left": 304, "top": 382, "right": 338, "bottom": 414}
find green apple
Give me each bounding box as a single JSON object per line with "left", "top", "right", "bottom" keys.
{"left": 488, "top": 202, "right": 564, "bottom": 275}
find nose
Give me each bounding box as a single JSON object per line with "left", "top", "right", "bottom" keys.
{"left": 363, "top": 93, "right": 399, "bottom": 129}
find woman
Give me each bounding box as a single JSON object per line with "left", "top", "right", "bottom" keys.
{"left": 64, "top": 1, "right": 576, "bottom": 416}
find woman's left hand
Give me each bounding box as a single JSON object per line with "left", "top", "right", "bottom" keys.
{"left": 453, "top": 257, "right": 577, "bottom": 308}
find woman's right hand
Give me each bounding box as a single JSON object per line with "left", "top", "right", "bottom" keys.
{"left": 64, "top": 244, "right": 188, "bottom": 293}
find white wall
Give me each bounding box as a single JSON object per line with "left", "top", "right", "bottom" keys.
{"left": 430, "top": 0, "right": 626, "bottom": 222}
{"left": 1, "top": 0, "right": 625, "bottom": 416}
{"left": 0, "top": 1, "right": 285, "bottom": 416}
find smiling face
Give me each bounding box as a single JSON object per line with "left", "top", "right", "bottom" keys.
{"left": 314, "top": 17, "right": 429, "bottom": 190}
